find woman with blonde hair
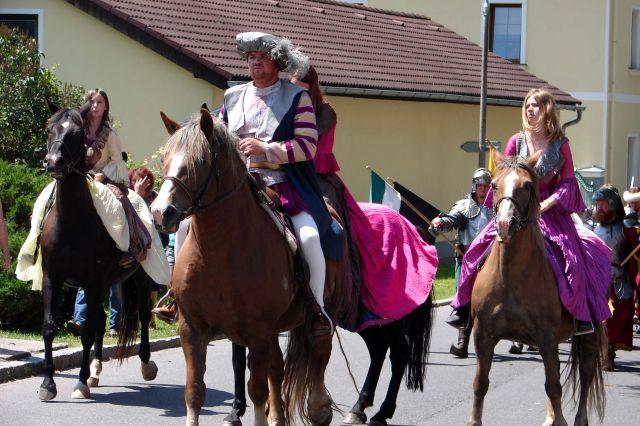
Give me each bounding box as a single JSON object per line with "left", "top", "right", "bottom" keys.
{"left": 446, "top": 88, "right": 612, "bottom": 335}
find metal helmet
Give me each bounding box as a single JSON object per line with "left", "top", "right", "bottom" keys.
{"left": 592, "top": 185, "right": 625, "bottom": 221}
{"left": 471, "top": 168, "right": 492, "bottom": 193}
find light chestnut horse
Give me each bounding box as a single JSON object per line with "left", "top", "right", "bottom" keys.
{"left": 151, "top": 109, "right": 352, "bottom": 426}
{"left": 468, "top": 152, "right": 606, "bottom": 426}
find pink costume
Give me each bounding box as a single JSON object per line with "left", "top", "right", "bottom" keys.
{"left": 453, "top": 134, "right": 612, "bottom": 323}
{"left": 313, "top": 104, "right": 438, "bottom": 331}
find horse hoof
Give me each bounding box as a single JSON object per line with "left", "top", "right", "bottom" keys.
{"left": 71, "top": 382, "right": 90, "bottom": 399}
{"left": 508, "top": 342, "right": 523, "bottom": 355}
{"left": 38, "top": 385, "right": 57, "bottom": 401}
{"left": 141, "top": 360, "right": 158, "bottom": 381}
{"left": 310, "top": 407, "right": 332, "bottom": 426}
{"left": 87, "top": 376, "right": 99, "bottom": 388}
{"left": 222, "top": 412, "right": 242, "bottom": 426}
{"left": 342, "top": 411, "right": 367, "bottom": 424}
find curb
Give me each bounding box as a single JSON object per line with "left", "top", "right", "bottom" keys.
{"left": 0, "top": 336, "right": 181, "bottom": 384}
{"left": 0, "top": 301, "right": 453, "bottom": 384}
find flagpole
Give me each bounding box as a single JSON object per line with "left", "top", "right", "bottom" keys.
{"left": 383, "top": 176, "right": 464, "bottom": 257}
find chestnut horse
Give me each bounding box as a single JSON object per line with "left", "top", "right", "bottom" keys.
{"left": 151, "top": 109, "right": 353, "bottom": 426}
{"left": 468, "top": 152, "right": 605, "bottom": 426}
{"left": 38, "top": 108, "right": 157, "bottom": 401}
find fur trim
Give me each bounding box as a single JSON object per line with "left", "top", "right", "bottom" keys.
{"left": 235, "top": 32, "right": 309, "bottom": 77}
{"left": 623, "top": 189, "right": 640, "bottom": 203}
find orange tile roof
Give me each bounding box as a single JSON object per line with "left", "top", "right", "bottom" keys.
{"left": 71, "top": 0, "right": 580, "bottom": 106}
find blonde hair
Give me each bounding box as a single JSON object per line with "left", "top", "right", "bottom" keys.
{"left": 522, "top": 88, "right": 563, "bottom": 141}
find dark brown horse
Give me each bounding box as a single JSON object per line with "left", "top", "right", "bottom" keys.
{"left": 151, "top": 109, "right": 353, "bottom": 425}
{"left": 38, "top": 107, "right": 157, "bottom": 401}
{"left": 468, "top": 152, "right": 606, "bottom": 426}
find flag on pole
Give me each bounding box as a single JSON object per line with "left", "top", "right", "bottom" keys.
{"left": 369, "top": 168, "right": 441, "bottom": 244}
{"left": 487, "top": 141, "right": 496, "bottom": 175}
{"left": 369, "top": 169, "right": 401, "bottom": 211}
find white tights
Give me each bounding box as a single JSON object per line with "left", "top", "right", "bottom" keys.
{"left": 290, "top": 212, "right": 329, "bottom": 323}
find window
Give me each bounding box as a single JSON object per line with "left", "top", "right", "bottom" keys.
{"left": 0, "top": 9, "right": 42, "bottom": 49}
{"left": 0, "top": 13, "right": 38, "bottom": 39}
{"left": 490, "top": 4, "right": 522, "bottom": 63}
{"left": 632, "top": 8, "right": 640, "bottom": 70}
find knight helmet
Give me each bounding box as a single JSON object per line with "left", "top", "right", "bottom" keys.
{"left": 592, "top": 185, "right": 625, "bottom": 222}
{"left": 471, "top": 168, "right": 492, "bottom": 193}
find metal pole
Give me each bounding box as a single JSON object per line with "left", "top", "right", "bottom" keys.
{"left": 478, "top": 0, "right": 489, "bottom": 168}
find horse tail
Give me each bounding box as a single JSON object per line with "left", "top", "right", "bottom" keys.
{"left": 404, "top": 291, "right": 434, "bottom": 392}
{"left": 283, "top": 320, "right": 314, "bottom": 425}
{"left": 564, "top": 324, "right": 606, "bottom": 422}
{"left": 112, "top": 270, "right": 141, "bottom": 362}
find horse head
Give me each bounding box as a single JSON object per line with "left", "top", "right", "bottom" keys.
{"left": 492, "top": 150, "right": 542, "bottom": 242}
{"left": 43, "top": 108, "right": 86, "bottom": 179}
{"left": 151, "top": 109, "right": 244, "bottom": 233}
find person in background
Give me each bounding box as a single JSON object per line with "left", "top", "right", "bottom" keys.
{"left": 429, "top": 168, "right": 493, "bottom": 358}
{"left": 622, "top": 184, "right": 640, "bottom": 333}
{"left": 587, "top": 185, "right": 637, "bottom": 370}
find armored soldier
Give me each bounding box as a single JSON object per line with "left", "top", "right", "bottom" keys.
{"left": 587, "top": 185, "right": 638, "bottom": 371}
{"left": 429, "top": 168, "right": 493, "bottom": 358}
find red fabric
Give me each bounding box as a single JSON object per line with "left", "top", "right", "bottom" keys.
{"left": 607, "top": 288, "right": 634, "bottom": 350}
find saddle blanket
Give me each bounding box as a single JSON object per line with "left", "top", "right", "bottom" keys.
{"left": 16, "top": 180, "right": 170, "bottom": 290}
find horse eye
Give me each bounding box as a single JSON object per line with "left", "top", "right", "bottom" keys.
{"left": 523, "top": 181, "right": 533, "bottom": 191}
{"left": 491, "top": 182, "right": 497, "bottom": 191}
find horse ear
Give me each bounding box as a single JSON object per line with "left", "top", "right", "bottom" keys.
{"left": 199, "top": 108, "right": 214, "bottom": 138}
{"left": 47, "top": 99, "right": 61, "bottom": 115}
{"left": 160, "top": 111, "right": 181, "bottom": 135}
{"left": 525, "top": 150, "right": 543, "bottom": 169}
{"left": 200, "top": 103, "right": 210, "bottom": 112}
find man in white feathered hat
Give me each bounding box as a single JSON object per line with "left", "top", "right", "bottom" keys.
{"left": 222, "top": 32, "right": 342, "bottom": 336}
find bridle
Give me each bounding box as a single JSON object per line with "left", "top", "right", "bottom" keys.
{"left": 493, "top": 172, "right": 537, "bottom": 234}
{"left": 160, "top": 140, "right": 246, "bottom": 217}
{"left": 48, "top": 133, "right": 87, "bottom": 178}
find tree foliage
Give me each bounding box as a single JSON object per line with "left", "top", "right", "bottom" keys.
{"left": 0, "top": 25, "right": 85, "bottom": 167}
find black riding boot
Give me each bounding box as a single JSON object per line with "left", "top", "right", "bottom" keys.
{"left": 445, "top": 304, "right": 470, "bottom": 329}
{"left": 450, "top": 325, "right": 471, "bottom": 358}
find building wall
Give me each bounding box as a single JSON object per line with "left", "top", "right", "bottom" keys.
{"left": 2, "top": 0, "right": 222, "bottom": 165}
{"left": 4, "top": 0, "right": 533, "bottom": 211}
{"left": 371, "top": 0, "right": 640, "bottom": 192}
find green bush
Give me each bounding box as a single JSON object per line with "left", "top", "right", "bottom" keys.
{"left": 0, "top": 160, "right": 77, "bottom": 330}
{"left": 0, "top": 25, "right": 85, "bottom": 168}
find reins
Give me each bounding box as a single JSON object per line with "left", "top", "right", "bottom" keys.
{"left": 51, "top": 137, "right": 88, "bottom": 178}
{"left": 161, "top": 139, "right": 247, "bottom": 216}
{"left": 493, "top": 165, "right": 538, "bottom": 234}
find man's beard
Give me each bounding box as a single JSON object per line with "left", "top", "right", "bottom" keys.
{"left": 593, "top": 209, "right": 617, "bottom": 225}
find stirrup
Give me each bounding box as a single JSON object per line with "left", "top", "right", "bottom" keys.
{"left": 573, "top": 320, "right": 595, "bottom": 336}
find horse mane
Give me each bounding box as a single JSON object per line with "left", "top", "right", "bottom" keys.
{"left": 164, "top": 115, "right": 244, "bottom": 179}
{"left": 47, "top": 108, "right": 83, "bottom": 130}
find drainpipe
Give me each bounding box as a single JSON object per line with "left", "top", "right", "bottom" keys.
{"left": 561, "top": 106, "right": 585, "bottom": 133}
{"left": 602, "top": 0, "right": 612, "bottom": 175}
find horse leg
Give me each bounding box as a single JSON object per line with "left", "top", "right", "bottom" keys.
{"left": 467, "top": 326, "right": 496, "bottom": 426}
{"left": 137, "top": 275, "right": 158, "bottom": 381}
{"left": 72, "top": 291, "right": 102, "bottom": 399}
{"left": 224, "top": 343, "right": 247, "bottom": 426}
{"left": 306, "top": 333, "right": 333, "bottom": 426}
{"left": 247, "top": 341, "right": 271, "bottom": 426}
{"left": 343, "top": 327, "right": 388, "bottom": 425}
{"left": 370, "top": 323, "right": 409, "bottom": 426}
{"left": 87, "top": 307, "right": 106, "bottom": 388}
{"left": 39, "top": 276, "right": 59, "bottom": 401}
{"left": 181, "top": 321, "right": 209, "bottom": 426}
{"left": 267, "top": 335, "right": 286, "bottom": 426}
{"left": 538, "top": 342, "right": 567, "bottom": 426}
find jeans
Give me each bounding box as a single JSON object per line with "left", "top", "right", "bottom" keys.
{"left": 74, "top": 284, "right": 122, "bottom": 331}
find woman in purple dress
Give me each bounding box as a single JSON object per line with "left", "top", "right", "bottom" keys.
{"left": 447, "top": 88, "right": 611, "bottom": 335}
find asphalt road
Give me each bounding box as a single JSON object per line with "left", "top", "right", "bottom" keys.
{"left": 1, "top": 306, "right": 639, "bottom": 425}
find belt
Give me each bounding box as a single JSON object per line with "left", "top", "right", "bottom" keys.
{"left": 250, "top": 161, "right": 282, "bottom": 170}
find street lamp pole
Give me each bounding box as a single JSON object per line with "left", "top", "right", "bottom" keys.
{"left": 479, "top": 0, "right": 489, "bottom": 168}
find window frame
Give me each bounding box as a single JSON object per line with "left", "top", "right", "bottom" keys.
{"left": 631, "top": 6, "right": 640, "bottom": 70}
{"left": 0, "top": 8, "right": 44, "bottom": 52}
{"left": 487, "top": 0, "right": 527, "bottom": 65}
